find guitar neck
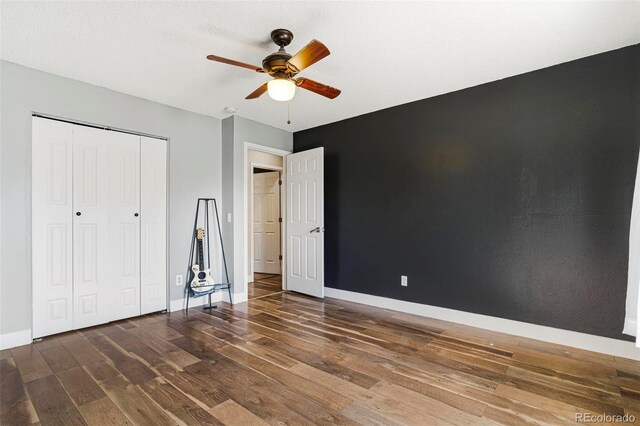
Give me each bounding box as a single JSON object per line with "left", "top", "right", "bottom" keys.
{"left": 197, "top": 239, "right": 205, "bottom": 271}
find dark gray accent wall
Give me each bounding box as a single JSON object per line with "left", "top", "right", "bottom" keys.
{"left": 294, "top": 44, "right": 640, "bottom": 341}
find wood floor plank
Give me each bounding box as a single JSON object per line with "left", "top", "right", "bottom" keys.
{"left": 87, "top": 335, "right": 157, "bottom": 385}
{"left": 341, "top": 401, "right": 407, "bottom": 426}
{"left": 209, "top": 399, "right": 269, "bottom": 426}
{"left": 615, "top": 356, "right": 640, "bottom": 374}
{"left": 140, "top": 378, "right": 224, "bottom": 425}
{"left": 0, "top": 358, "right": 39, "bottom": 425}
{"left": 199, "top": 348, "right": 358, "bottom": 425}
{"left": 24, "top": 375, "right": 86, "bottom": 425}
{"left": 216, "top": 343, "right": 353, "bottom": 412}
{"left": 233, "top": 340, "right": 299, "bottom": 368}
{"left": 289, "top": 363, "right": 453, "bottom": 425}
{"left": 56, "top": 366, "right": 106, "bottom": 407}
{"left": 504, "top": 368, "right": 625, "bottom": 415}
{"left": 61, "top": 334, "right": 106, "bottom": 366}
{"left": 133, "top": 328, "right": 200, "bottom": 368}
{"left": 141, "top": 321, "right": 184, "bottom": 340}
{"left": 10, "top": 345, "right": 52, "bottom": 383}
{"left": 77, "top": 397, "right": 132, "bottom": 426}
{"left": 153, "top": 363, "right": 230, "bottom": 409}
{"left": 98, "top": 326, "right": 166, "bottom": 369}
{"left": 82, "top": 361, "right": 175, "bottom": 426}
{"left": 341, "top": 353, "right": 489, "bottom": 417}
{"left": 40, "top": 345, "right": 81, "bottom": 374}
{"left": 170, "top": 335, "right": 224, "bottom": 362}
{"left": 253, "top": 336, "right": 380, "bottom": 389}
{"left": 494, "top": 384, "right": 593, "bottom": 423}
{"left": 186, "top": 360, "right": 316, "bottom": 425}
{"left": 371, "top": 381, "right": 493, "bottom": 425}
{"left": 518, "top": 338, "right": 615, "bottom": 366}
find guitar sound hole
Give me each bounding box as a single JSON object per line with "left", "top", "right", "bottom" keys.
{"left": 198, "top": 272, "right": 207, "bottom": 280}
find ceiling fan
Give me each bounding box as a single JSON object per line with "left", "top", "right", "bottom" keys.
{"left": 207, "top": 29, "right": 341, "bottom": 102}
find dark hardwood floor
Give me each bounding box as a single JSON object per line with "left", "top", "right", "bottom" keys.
{"left": 2, "top": 290, "right": 640, "bottom": 425}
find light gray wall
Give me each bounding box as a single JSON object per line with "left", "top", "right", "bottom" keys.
{"left": 0, "top": 60, "right": 222, "bottom": 337}
{"left": 221, "top": 117, "right": 235, "bottom": 286}
{"left": 230, "top": 115, "right": 293, "bottom": 300}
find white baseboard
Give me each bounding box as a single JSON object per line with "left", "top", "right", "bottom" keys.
{"left": 169, "top": 292, "right": 223, "bottom": 312}
{"left": 0, "top": 329, "right": 32, "bottom": 350}
{"left": 325, "top": 288, "right": 640, "bottom": 360}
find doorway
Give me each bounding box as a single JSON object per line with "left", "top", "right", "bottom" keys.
{"left": 248, "top": 149, "right": 284, "bottom": 299}
{"left": 241, "top": 145, "right": 325, "bottom": 301}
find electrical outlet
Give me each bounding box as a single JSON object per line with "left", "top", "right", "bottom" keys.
{"left": 176, "top": 274, "right": 184, "bottom": 286}
{"left": 401, "top": 275, "right": 408, "bottom": 287}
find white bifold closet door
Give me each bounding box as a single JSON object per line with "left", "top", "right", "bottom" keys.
{"left": 32, "top": 119, "right": 74, "bottom": 337}
{"left": 32, "top": 117, "right": 166, "bottom": 338}
{"left": 72, "top": 125, "right": 112, "bottom": 329}
{"left": 108, "top": 131, "right": 142, "bottom": 321}
{"left": 140, "top": 136, "right": 167, "bottom": 315}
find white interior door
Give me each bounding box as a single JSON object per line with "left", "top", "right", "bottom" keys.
{"left": 109, "top": 131, "right": 141, "bottom": 321}
{"left": 32, "top": 118, "right": 74, "bottom": 338}
{"left": 253, "top": 171, "right": 281, "bottom": 275}
{"left": 286, "top": 148, "right": 324, "bottom": 298}
{"left": 72, "top": 125, "right": 111, "bottom": 329}
{"left": 140, "top": 136, "right": 167, "bottom": 314}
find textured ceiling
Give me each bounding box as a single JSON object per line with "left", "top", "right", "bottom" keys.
{"left": 1, "top": 1, "right": 639, "bottom": 131}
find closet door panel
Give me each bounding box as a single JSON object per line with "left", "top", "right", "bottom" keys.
{"left": 32, "top": 118, "right": 74, "bottom": 338}
{"left": 140, "top": 137, "right": 167, "bottom": 314}
{"left": 109, "top": 132, "right": 141, "bottom": 321}
{"left": 72, "top": 126, "right": 111, "bottom": 329}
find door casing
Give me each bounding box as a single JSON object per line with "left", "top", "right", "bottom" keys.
{"left": 241, "top": 142, "right": 291, "bottom": 303}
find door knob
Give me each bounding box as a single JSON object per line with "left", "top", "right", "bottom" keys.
{"left": 310, "top": 227, "right": 320, "bottom": 233}
{"left": 134, "top": 213, "right": 139, "bottom": 217}
{"left": 76, "top": 212, "right": 81, "bottom": 216}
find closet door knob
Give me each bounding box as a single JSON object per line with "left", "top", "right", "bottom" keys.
{"left": 76, "top": 212, "right": 81, "bottom": 216}
{"left": 134, "top": 213, "right": 139, "bottom": 217}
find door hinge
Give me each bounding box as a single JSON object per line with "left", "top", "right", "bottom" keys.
{"left": 279, "top": 217, "right": 282, "bottom": 223}
{"left": 279, "top": 180, "right": 282, "bottom": 185}
{"left": 279, "top": 254, "right": 283, "bottom": 260}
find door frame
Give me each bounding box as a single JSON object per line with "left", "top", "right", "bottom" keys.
{"left": 242, "top": 142, "right": 291, "bottom": 300}
{"left": 249, "top": 164, "right": 283, "bottom": 281}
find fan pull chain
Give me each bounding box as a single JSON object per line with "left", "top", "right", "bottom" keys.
{"left": 287, "top": 102, "right": 291, "bottom": 125}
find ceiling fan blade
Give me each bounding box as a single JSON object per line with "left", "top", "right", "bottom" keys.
{"left": 295, "top": 78, "right": 341, "bottom": 99}
{"left": 246, "top": 83, "right": 269, "bottom": 99}
{"left": 286, "top": 40, "right": 330, "bottom": 73}
{"left": 206, "top": 55, "right": 264, "bottom": 72}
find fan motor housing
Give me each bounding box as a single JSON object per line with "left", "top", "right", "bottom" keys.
{"left": 262, "top": 50, "right": 292, "bottom": 74}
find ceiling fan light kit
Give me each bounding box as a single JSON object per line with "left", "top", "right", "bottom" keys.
{"left": 267, "top": 79, "right": 296, "bottom": 101}
{"left": 206, "top": 28, "right": 341, "bottom": 102}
